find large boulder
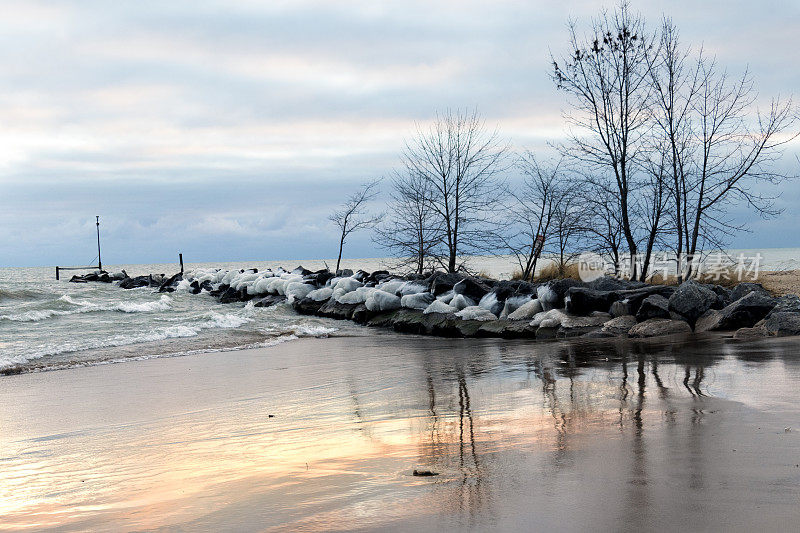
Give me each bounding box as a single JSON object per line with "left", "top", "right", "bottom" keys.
{"left": 609, "top": 300, "right": 632, "bottom": 317}
{"left": 602, "top": 315, "right": 637, "bottom": 336}
{"left": 636, "top": 294, "right": 671, "bottom": 322}
{"left": 628, "top": 318, "right": 692, "bottom": 338}
{"left": 475, "top": 319, "right": 538, "bottom": 339}
{"left": 694, "top": 292, "right": 777, "bottom": 331}
{"left": 257, "top": 294, "right": 289, "bottom": 308}
{"left": 304, "top": 269, "right": 335, "bottom": 287}
{"left": 733, "top": 325, "right": 769, "bottom": 340}
{"left": 709, "top": 285, "right": 732, "bottom": 309}
{"left": 767, "top": 295, "right": 800, "bottom": 317}
{"left": 218, "top": 286, "right": 244, "bottom": 303}
{"left": 427, "top": 272, "right": 465, "bottom": 296}
{"left": 565, "top": 287, "right": 616, "bottom": 315}
{"left": 694, "top": 309, "right": 723, "bottom": 332}
{"left": 764, "top": 312, "right": 800, "bottom": 337}
{"left": 119, "top": 275, "right": 152, "bottom": 289}
{"left": 317, "top": 299, "right": 361, "bottom": 320}
{"left": 668, "top": 280, "right": 717, "bottom": 323}
{"left": 452, "top": 277, "right": 491, "bottom": 302}
{"left": 558, "top": 313, "right": 611, "bottom": 338}
{"left": 544, "top": 279, "right": 585, "bottom": 308}
{"left": 730, "top": 282, "right": 771, "bottom": 302}
{"left": 717, "top": 292, "right": 777, "bottom": 330}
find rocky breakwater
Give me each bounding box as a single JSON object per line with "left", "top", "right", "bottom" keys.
{"left": 72, "top": 266, "right": 800, "bottom": 341}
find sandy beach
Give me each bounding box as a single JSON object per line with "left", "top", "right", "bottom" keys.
{"left": 2, "top": 331, "right": 800, "bottom": 531}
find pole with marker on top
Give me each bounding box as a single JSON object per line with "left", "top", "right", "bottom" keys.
{"left": 96, "top": 216, "right": 102, "bottom": 271}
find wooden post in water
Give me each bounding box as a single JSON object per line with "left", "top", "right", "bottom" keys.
{"left": 56, "top": 266, "right": 60, "bottom": 280}
{"left": 95, "top": 216, "right": 102, "bottom": 271}
{"left": 179, "top": 253, "right": 184, "bottom": 274}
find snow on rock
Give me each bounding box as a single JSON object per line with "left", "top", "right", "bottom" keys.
{"left": 537, "top": 285, "right": 558, "bottom": 311}
{"left": 365, "top": 290, "right": 401, "bottom": 312}
{"left": 455, "top": 306, "right": 496, "bottom": 321}
{"left": 499, "top": 295, "right": 533, "bottom": 318}
{"left": 507, "top": 299, "right": 543, "bottom": 320}
{"left": 377, "top": 279, "right": 405, "bottom": 295}
{"left": 531, "top": 309, "right": 568, "bottom": 328}
{"left": 307, "top": 287, "right": 333, "bottom": 302}
{"left": 337, "top": 286, "right": 373, "bottom": 304}
{"left": 450, "top": 294, "right": 475, "bottom": 311}
{"left": 424, "top": 300, "right": 458, "bottom": 314}
{"left": 285, "top": 282, "right": 315, "bottom": 302}
{"left": 397, "top": 282, "right": 428, "bottom": 296}
{"left": 230, "top": 272, "right": 259, "bottom": 290}
{"left": 437, "top": 290, "right": 456, "bottom": 304}
{"left": 478, "top": 292, "right": 499, "bottom": 311}
{"left": 401, "top": 292, "right": 435, "bottom": 310}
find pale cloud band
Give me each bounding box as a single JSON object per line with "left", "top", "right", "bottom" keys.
{"left": 0, "top": 0, "right": 797, "bottom": 265}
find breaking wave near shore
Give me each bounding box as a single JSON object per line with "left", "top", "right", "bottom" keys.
{"left": 0, "top": 265, "right": 344, "bottom": 375}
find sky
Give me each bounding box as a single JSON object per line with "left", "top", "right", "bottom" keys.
{"left": 0, "top": 0, "right": 798, "bottom": 267}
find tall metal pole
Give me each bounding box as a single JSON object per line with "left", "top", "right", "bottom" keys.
{"left": 96, "top": 216, "right": 102, "bottom": 270}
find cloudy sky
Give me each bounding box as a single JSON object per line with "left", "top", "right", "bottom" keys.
{"left": 1, "top": 0, "right": 798, "bottom": 267}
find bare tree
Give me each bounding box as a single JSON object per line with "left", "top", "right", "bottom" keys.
{"left": 582, "top": 183, "right": 625, "bottom": 274}
{"left": 374, "top": 169, "right": 441, "bottom": 275}
{"left": 679, "top": 62, "right": 798, "bottom": 278}
{"left": 635, "top": 144, "right": 672, "bottom": 280}
{"left": 329, "top": 180, "right": 383, "bottom": 273}
{"left": 646, "top": 18, "right": 700, "bottom": 280}
{"left": 552, "top": 1, "right": 655, "bottom": 278}
{"left": 503, "top": 154, "right": 565, "bottom": 281}
{"left": 403, "top": 109, "right": 508, "bottom": 273}
{"left": 549, "top": 184, "right": 586, "bottom": 274}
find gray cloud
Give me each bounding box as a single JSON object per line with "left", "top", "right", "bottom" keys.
{"left": 0, "top": 0, "right": 797, "bottom": 265}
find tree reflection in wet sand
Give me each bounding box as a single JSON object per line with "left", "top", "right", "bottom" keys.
{"left": 2, "top": 334, "right": 800, "bottom": 531}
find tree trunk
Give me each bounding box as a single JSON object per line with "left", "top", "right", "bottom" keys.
{"left": 335, "top": 232, "right": 345, "bottom": 273}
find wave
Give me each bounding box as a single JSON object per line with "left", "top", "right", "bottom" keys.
{"left": 0, "top": 317, "right": 336, "bottom": 374}
{"left": 0, "top": 288, "right": 48, "bottom": 301}
{"left": 8, "top": 334, "right": 302, "bottom": 375}
{"left": 0, "top": 295, "right": 173, "bottom": 322}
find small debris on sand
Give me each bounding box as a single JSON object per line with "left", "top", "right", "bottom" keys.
{"left": 413, "top": 469, "right": 439, "bottom": 477}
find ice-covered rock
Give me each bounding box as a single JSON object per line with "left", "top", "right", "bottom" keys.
{"left": 307, "top": 287, "right": 333, "bottom": 302}
{"left": 537, "top": 285, "right": 558, "bottom": 311}
{"left": 437, "top": 290, "right": 456, "bottom": 304}
{"left": 450, "top": 294, "right": 475, "bottom": 311}
{"left": 455, "top": 306, "right": 496, "bottom": 321}
{"left": 337, "top": 286, "right": 372, "bottom": 304}
{"left": 397, "top": 282, "right": 428, "bottom": 296}
{"left": 365, "top": 290, "right": 402, "bottom": 312}
{"left": 334, "top": 277, "right": 362, "bottom": 292}
{"left": 499, "top": 295, "right": 533, "bottom": 318}
{"left": 424, "top": 300, "right": 458, "bottom": 314}
{"left": 507, "top": 298, "right": 543, "bottom": 320}
{"left": 531, "top": 309, "right": 568, "bottom": 328}
{"left": 285, "top": 282, "right": 315, "bottom": 302}
{"left": 401, "top": 292, "right": 436, "bottom": 310}
{"left": 377, "top": 279, "right": 406, "bottom": 295}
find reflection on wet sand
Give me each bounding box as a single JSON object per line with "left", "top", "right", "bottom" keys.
{"left": 2, "top": 334, "right": 800, "bottom": 531}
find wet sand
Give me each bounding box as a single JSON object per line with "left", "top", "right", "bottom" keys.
{"left": 2, "top": 332, "right": 800, "bottom": 532}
